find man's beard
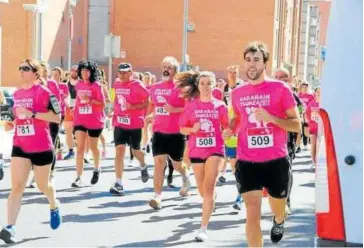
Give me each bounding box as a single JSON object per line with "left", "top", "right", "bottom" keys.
{"left": 246, "top": 68, "right": 264, "bottom": 81}
{"left": 71, "top": 75, "right": 78, "bottom": 80}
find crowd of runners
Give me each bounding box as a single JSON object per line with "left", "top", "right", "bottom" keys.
{"left": 0, "top": 41, "right": 320, "bottom": 246}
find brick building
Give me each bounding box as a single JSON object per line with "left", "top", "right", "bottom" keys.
{"left": 0, "top": 0, "right": 329, "bottom": 87}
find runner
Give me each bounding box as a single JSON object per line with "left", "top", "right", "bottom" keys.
{"left": 110, "top": 63, "right": 150, "bottom": 196}
{"left": 297, "top": 81, "right": 314, "bottom": 152}
{"left": 141, "top": 71, "right": 152, "bottom": 154}
{"left": 98, "top": 69, "right": 111, "bottom": 160}
{"left": 29, "top": 62, "right": 61, "bottom": 187}
{"left": 71, "top": 59, "right": 106, "bottom": 188}
{"left": 0, "top": 59, "right": 62, "bottom": 244}
{"left": 179, "top": 71, "right": 229, "bottom": 242}
{"left": 219, "top": 65, "right": 242, "bottom": 185}
{"left": 146, "top": 56, "right": 191, "bottom": 210}
{"left": 51, "top": 67, "right": 69, "bottom": 161}
{"left": 305, "top": 87, "right": 320, "bottom": 169}
{"left": 63, "top": 65, "right": 78, "bottom": 160}
{"left": 218, "top": 66, "right": 244, "bottom": 210}
{"left": 274, "top": 67, "right": 303, "bottom": 215}
{"left": 224, "top": 42, "right": 300, "bottom": 246}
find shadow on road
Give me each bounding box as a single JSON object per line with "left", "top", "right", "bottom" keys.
{"left": 0, "top": 236, "right": 49, "bottom": 247}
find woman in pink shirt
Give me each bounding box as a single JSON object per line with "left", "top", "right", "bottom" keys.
{"left": 72, "top": 60, "right": 106, "bottom": 188}
{"left": 179, "top": 71, "right": 229, "bottom": 242}
{"left": 0, "top": 59, "right": 62, "bottom": 244}
{"left": 28, "top": 62, "right": 62, "bottom": 187}
{"left": 305, "top": 87, "right": 320, "bottom": 169}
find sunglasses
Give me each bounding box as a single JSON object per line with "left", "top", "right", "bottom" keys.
{"left": 19, "top": 66, "right": 33, "bottom": 72}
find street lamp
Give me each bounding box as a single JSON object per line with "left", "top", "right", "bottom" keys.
{"left": 181, "top": 0, "right": 195, "bottom": 71}
{"left": 67, "top": 0, "right": 78, "bottom": 71}
{"left": 23, "top": 1, "right": 46, "bottom": 61}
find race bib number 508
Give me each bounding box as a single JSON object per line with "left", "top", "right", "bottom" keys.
{"left": 196, "top": 137, "right": 216, "bottom": 148}
{"left": 247, "top": 127, "right": 274, "bottom": 149}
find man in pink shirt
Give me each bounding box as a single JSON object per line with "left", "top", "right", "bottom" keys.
{"left": 110, "top": 63, "right": 150, "bottom": 196}
{"left": 224, "top": 42, "right": 300, "bottom": 247}
{"left": 146, "top": 56, "right": 191, "bottom": 210}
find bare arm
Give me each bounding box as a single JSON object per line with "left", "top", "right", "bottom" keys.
{"left": 180, "top": 127, "right": 193, "bottom": 136}
{"left": 35, "top": 111, "right": 61, "bottom": 124}
{"left": 129, "top": 100, "right": 149, "bottom": 110}
{"left": 271, "top": 107, "right": 301, "bottom": 133}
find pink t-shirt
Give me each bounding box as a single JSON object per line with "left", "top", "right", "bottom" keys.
{"left": 231, "top": 80, "right": 296, "bottom": 162}
{"left": 212, "top": 88, "right": 223, "bottom": 101}
{"left": 306, "top": 100, "right": 320, "bottom": 134}
{"left": 298, "top": 92, "right": 315, "bottom": 111}
{"left": 73, "top": 81, "right": 106, "bottom": 129}
{"left": 112, "top": 80, "right": 150, "bottom": 129}
{"left": 150, "top": 80, "right": 185, "bottom": 134}
{"left": 180, "top": 98, "right": 228, "bottom": 159}
{"left": 13, "top": 84, "right": 55, "bottom": 153}
{"left": 58, "top": 83, "right": 69, "bottom": 116}
{"left": 47, "top": 80, "right": 61, "bottom": 101}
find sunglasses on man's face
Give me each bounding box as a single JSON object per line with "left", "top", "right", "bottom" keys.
{"left": 19, "top": 66, "right": 33, "bottom": 72}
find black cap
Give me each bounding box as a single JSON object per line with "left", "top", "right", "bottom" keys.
{"left": 118, "top": 63, "right": 132, "bottom": 72}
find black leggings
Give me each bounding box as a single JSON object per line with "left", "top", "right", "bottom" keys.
{"left": 49, "top": 123, "right": 60, "bottom": 171}
{"left": 301, "top": 122, "right": 308, "bottom": 146}
{"left": 287, "top": 152, "right": 294, "bottom": 206}
{"left": 164, "top": 157, "right": 174, "bottom": 177}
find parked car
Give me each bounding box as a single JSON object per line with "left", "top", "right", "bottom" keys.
{"left": 0, "top": 87, "right": 16, "bottom": 121}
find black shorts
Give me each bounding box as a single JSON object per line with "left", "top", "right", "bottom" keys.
{"left": 235, "top": 157, "right": 290, "bottom": 199}
{"left": 74, "top": 125, "right": 103, "bottom": 138}
{"left": 11, "top": 146, "right": 54, "bottom": 166}
{"left": 152, "top": 132, "right": 186, "bottom": 162}
{"left": 114, "top": 127, "right": 142, "bottom": 150}
{"left": 190, "top": 153, "right": 224, "bottom": 164}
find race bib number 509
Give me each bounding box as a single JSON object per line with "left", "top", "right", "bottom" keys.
{"left": 247, "top": 127, "right": 273, "bottom": 149}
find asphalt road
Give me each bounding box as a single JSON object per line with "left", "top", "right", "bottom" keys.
{"left": 0, "top": 128, "right": 316, "bottom": 247}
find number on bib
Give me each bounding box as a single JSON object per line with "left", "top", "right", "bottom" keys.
{"left": 311, "top": 113, "right": 320, "bottom": 123}
{"left": 79, "top": 105, "right": 92, "bottom": 115}
{"left": 196, "top": 137, "right": 216, "bottom": 148}
{"left": 117, "top": 116, "right": 131, "bottom": 125}
{"left": 247, "top": 128, "right": 274, "bottom": 149}
{"left": 17, "top": 124, "right": 35, "bottom": 136}
{"left": 155, "top": 106, "right": 169, "bottom": 116}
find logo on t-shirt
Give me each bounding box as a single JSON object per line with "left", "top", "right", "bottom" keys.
{"left": 246, "top": 107, "right": 267, "bottom": 128}
{"left": 200, "top": 118, "right": 215, "bottom": 133}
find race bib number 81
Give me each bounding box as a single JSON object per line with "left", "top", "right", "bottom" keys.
{"left": 247, "top": 127, "right": 273, "bottom": 149}
{"left": 196, "top": 137, "right": 216, "bottom": 148}
{"left": 17, "top": 124, "right": 35, "bottom": 136}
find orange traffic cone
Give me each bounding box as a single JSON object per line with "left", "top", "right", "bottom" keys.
{"left": 262, "top": 187, "right": 268, "bottom": 197}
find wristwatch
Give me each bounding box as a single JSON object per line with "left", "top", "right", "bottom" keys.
{"left": 31, "top": 111, "right": 37, "bottom": 119}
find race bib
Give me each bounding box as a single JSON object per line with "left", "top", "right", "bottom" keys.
{"left": 17, "top": 123, "right": 35, "bottom": 136}
{"left": 117, "top": 115, "right": 131, "bottom": 125}
{"left": 247, "top": 127, "right": 273, "bottom": 149}
{"left": 155, "top": 106, "right": 169, "bottom": 116}
{"left": 311, "top": 112, "right": 320, "bottom": 123}
{"left": 79, "top": 105, "right": 92, "bottom": 115}
{"left": 196, "top": 137, "right": 216, "bottom": 148}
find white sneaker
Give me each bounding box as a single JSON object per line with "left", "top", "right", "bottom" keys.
{"left": 179, "top": 176, "right": 191, "bottom": 197}
{"left": 195, "top": 228, "right": 208, "bottom": 242}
